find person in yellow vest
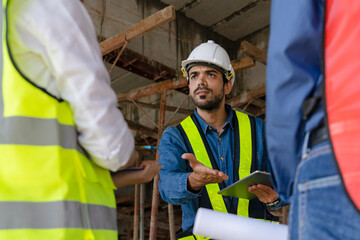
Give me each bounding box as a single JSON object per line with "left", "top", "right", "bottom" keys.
{"left": 158, "top": 40, "right": 287, "bottom": 239}
{"left": 0, "top": 0, "right": 153, "bottom": 239}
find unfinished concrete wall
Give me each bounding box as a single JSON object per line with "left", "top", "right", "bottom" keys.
{"left": 234, "top": 26, "right": 269, "bottom": 96}
{"left": 83, "top": 0, "right": 235, "bottom": 133}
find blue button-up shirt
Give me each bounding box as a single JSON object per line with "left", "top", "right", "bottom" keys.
{"left": 266, "top": 0, "right": 325, "bottom": 203}
{"left": 158, "top": 105, "right": 269, "bottom": 231}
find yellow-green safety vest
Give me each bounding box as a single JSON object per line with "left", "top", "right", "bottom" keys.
{"left": 0, "top": 1, "right": 117, "bottom": 239}
{"left": 177, "top": 111, "right": 254, "bottom": 240}
{"left": 179, "top": 235, "right": 209, "bottom": 240}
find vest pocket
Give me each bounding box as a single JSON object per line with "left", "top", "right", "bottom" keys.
{"left": 75, "top": 152, "right": 116, "bottom": 190}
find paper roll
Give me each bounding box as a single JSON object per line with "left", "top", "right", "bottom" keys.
{"left": 193, "top": 208, "right": 288, "bottom": 240}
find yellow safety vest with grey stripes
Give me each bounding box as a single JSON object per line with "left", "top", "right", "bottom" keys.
{"left": 177, "top": 111, "right": 254, "bottom": 240}
{"left": 0, "top": 1, "right": 117, "bottom": 239}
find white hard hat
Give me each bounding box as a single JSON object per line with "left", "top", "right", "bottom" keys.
{"left": 181, "top": 40, "right": 235, "bottom": 86}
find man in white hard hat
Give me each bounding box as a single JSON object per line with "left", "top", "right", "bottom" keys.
{"left": 158, "top": 40, "right": 286, "bottom": 239}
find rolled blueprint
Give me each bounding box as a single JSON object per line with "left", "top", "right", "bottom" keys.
{"left": 193, "top": 208, "right": 288, "bottom": 240}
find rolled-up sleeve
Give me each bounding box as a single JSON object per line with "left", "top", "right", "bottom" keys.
{"left": 158, "top": 127, "right": 202, "bottom": 205}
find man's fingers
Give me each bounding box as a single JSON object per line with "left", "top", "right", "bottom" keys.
{"left": 248, "top": 185, "right": 262, "bottom": 195}
{"left": 248, "top": 184, "right": 278, "bottom": 203}
{"left": 139, "top": 161, "right": 150, "bottom": 167}
{"left": 256, "top": 184, "right": 272, "bottom": 193}
{"left": 216, "top": 171, "right": 229, "bottom": 180}
{"left": 198, "top": 168, "right": 229, "bottom": 182}
{"left": 182, "top": 153, "right": 228, "bottom": 183}
{"left": 182, "top": 153, "right": 200, "bottom": 167}
{"left": 182, "top": 153, "right": 196, "bottom": 161}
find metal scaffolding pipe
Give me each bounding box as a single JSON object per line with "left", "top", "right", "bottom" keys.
{"left": 168, "top": 203, "right": 176, "bottom": 240}
{"left": 140, "top": 183, "right": 145, "bottom": 240}
{"left": 133, "top": 183, "right": 140, "bottom": 240}
{"left": 149, "top": 89, "right": 167, "bottom": 240}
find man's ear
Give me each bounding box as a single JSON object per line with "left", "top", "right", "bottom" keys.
{"left": 224, "top": 80, "right": 232, "bottom": 95}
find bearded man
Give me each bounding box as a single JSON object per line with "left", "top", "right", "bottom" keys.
{"left": 158, "top": 41, "right": 286, "bottom": 239}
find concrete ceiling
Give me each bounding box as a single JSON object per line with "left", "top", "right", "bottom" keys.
{"left": 83, "top": 0, "right": 270, "bottom": 132}
{"left": 160, "top": 0, "right": 271, "bottom": 41}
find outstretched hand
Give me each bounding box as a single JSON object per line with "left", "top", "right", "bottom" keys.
{"left": 182, "top": 153, "right": 229, "bottom": 192}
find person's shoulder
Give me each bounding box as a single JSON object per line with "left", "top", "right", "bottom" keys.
{"left": 16, "top": 0, "right": 78, "bottom": 17}
{"left": 233, "top": 110, "right": 265, "bottom": 130}
{"left": 161, "top": 123, "right": 190, "bottom": 144}
{"left": 253, "top": 116, "right": 264, "bottom": 125}
{"left": 159, "top": 125, "right": 189, "bottom": 154}
{"left": 161, "top": 125, "right": 182, "bottom": 140}
{"left": 233, "top": 110, "right": 264, "bottom": 122}
{"left": 13, "top": 0, "right": 85, "bottom": 31}
{"left": 251, "top": 116, "right": 265, "bottom": 132}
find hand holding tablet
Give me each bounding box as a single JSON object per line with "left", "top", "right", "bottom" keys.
{"left": 218, "top": 171, "right": 273, "bottom": 200}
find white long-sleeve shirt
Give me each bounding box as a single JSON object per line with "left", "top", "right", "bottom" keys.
{"left": 8, "top": 0, "right": 134, "bottom": 171}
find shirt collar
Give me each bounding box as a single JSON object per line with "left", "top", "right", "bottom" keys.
{"left": 193, "top": 104, "right": 234, "bottom": 134}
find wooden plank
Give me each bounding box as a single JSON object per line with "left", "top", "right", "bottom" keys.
{"left": 233, "top": 105, "right": 265, "bottom": 118}
{"left": 117, "top": 78, "right": 187, "bottom": 102}
{"left": 100, "top": 35, "right": 126, "bottom": 57}
{"left": 116, "top": 195, "right": 133, "bottom": 204}
{"left": 106, "top": 48, "right": 176, "bottom": 82}
{"left": 117, "top": 213, "right": 134, "bottom": 222}
{"left": 255, "top": 107, "right": 266, "bottom": 117}
{"left": 231, "top": 57, "right": 255, "bottom": 71}
{"left": 123, "top": 100, "right": 193, "bottom": 115}
{"left": 226, "top": 85, "right": 266, "bottom": 108}
{"left": 100, "top": 5, "right": 175, "bottom": 55}
{"left": 251, "top": 98, "right": 266, "bottom": 108}
{"left": 241, "top": 41, "right": 267, "bottom": 65}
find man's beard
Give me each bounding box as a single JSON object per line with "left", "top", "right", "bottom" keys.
{"left": 191, "top": 86, "right": 224, "bottom": 111}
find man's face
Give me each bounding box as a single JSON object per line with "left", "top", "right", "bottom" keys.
{"left": 188, "top": 65, "right": 232, "bottom": 111}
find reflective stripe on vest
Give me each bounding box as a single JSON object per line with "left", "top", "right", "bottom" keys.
{"left": 180, "top": 111, "right": 253, "bottom": 217}
{"left": 0, "top": 201, "right": 116, "bottom": 230}
{"left": 235, "top": 111, "right": 252, "bottom": 217}
{"left": 1, "top": 1, "right": 117, "bottom": 239}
